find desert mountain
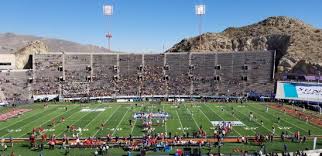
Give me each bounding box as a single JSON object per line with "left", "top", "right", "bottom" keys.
{"left": 167, "top": 16, "right": 322, "bottom": 75}
{"left": 0, "top": 33, "right": 108, "bottom": 53}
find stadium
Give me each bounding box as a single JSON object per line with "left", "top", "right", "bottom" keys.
{"left": 0, "top": 50, "right": 321, "bottom": 155}
{"left": 1, "top": 2, "right": 322, "bottom": 156}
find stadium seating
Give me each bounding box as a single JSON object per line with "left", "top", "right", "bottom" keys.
{"left": 23, "top": 51, "right": 276, "bottom": 100}
{"left": 0, "top": 70, "right": 32, "bottom": 103}
{"left": 117, "top": 54, "right": 142, "bottom": 96}
{"left": 63, "top": 54, "right": 91, "bottom": 98}
{"left": 166, "top": 53, "right": 190, "bottom": 96}
{"left": 191, "top": 53, "right": 217, "bottom": 96}
{"left": 33, "top": 54, "right": 63, "bottom": 95}
{"left": 142, "top": 54, "right": 167, "bottom": 96}
{"left": 91, "top": 54, "right": 118, "bottom": 97}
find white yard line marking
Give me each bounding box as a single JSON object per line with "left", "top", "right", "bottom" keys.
{"left": 9, "top": 110, "right": 60, "bottom": 137}
{"left": 0, "top": 108, "right": 56, "bottom": 132}
{"left": 93, "top": 106, "right": 121, "bottom": 136}
{"left": 55, "top": 105, "right": 103, "bottom": 136}
{"left": 83, "top": 110, "right": 106, "bottom": 130}
{"left": 175, "top": 110, "right": 185, "bottom": 133}
{"left": 18, "top": 107, "right": 79, "bottom": 138}
{"left": 130, "top": 106, "right": 143, "bottom": 134}
{"left": 204, "top": 104, "right": 243, "bottom": 137}
{"left": 219, "top": 106, "right": 257, "bottom": 135}
{"left": 49, "top": 106, "right": 81, "bottom": 130}
{"left": 163, "top": 105, "right": 168, "bottom": 134}
{"left": 198, "top": 107, "right": 214, "bottom": 124}
{"left": 233, "top": 105, "right": 272, "bottom": 133}
{"left": 248, "top": 103, "right": 299, "bottom": 134}
{"left": 112, "top": 108, "right": 130, "bottom": 136}
{"left": 39, "top": 106, "right": 79, "bottom": 127}
{"left": 185, "top": 104, "right": 199, "bottom": 129}
{"left": 251, "top": 104, "right": 294, "bottom": 134}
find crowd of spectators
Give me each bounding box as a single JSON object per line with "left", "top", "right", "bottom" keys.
{"left": 28, "top": 52, "right": 275, "bottom": 99}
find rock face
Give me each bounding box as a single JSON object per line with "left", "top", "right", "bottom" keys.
{"left": 167, "top": 16, "right": 322, "bottom": 75}
{"left": 15, "top": 40, "right": 48, "bottom": 69}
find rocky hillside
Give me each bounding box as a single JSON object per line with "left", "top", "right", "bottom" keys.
{"left": 15, "top": 40, "right": 48, "bottom": 69}
{"left": 0, "top": 33, "right": 108, "bottom": 53}
{"left": 167, "top": 16, "right": 322, "bottom": 75}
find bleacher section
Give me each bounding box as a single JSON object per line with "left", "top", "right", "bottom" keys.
{"left": 244, "top": 52, "right": 275, "bottom": 96}
{"left": 63, "top": 54, "right": 91, "bottom": 98}
{"left": 166, "top": 53, "right": 191, "bottom": 96}
{"left": 118, "top": 54, "right": 142, "bottom": 96}
{"left": 142, "top": 54, "right": 167, "bottom": 96}
{"left": 91, "top": 54, "right": 118, "bottom": 97}
{"left": 191, "top": 53, "right": 216, "bottom": 96}
{"left": 0, "top": 70, "right": 32, "bottom": 103}
{"left": 33, "top": 54, "right": 63, "bottom": 95}
{"left": 29, "top": 51, "right": 276, "bottom": 100}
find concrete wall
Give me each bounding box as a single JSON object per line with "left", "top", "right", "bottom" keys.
{"left": 0, "top": 54, "right": 15, "bottom": 70}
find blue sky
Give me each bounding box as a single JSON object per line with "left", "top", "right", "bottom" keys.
{"left": 0, "top": 0, "right": 321, "bottom": 53}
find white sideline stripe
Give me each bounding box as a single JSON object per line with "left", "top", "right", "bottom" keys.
{"left": 130, "top": 106, "right": 143, "bottom": 134}
{"left": 4, "top": 109, "right": 59, "bottom": 137}
{"left": 112, "top": 108, "right": 130, "bottom": 136}
{"left": 204, "top": 104, "right": 243, "bottom": 137}
{"left": 175, "top": 110, "right": 185, "bottom": 133}
{"left": 56, "top": 105, "right": 103, "bottom": 137}
{"left": 93, "top": 106, "right": 121, "bottom": 136}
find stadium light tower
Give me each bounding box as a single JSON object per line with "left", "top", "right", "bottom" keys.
{"left": 103, "top": 4, "right": 113, "bottom": 51}
{"left": 318, "top": 71, "right": 321, "bottom": 114}
{"left": 195, "top": 4, "right": 206, "bottom": 49}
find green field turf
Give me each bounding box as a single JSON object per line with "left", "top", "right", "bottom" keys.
{"left": 1, "top": 102, "right": 321, "bottom": 138}
{"left": 1, "top": 101, "right": 322, "bottom": 155}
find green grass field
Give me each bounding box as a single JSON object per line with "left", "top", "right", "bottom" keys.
{"left": 1, "top": 102, "right": 321, "bottom": 138}
{"left": 0, "top": 101, "right": 322, "bottom": 155}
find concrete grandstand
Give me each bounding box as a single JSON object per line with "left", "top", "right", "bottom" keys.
{"left": 0, "top": 50, "right": 276, "bottom": 103}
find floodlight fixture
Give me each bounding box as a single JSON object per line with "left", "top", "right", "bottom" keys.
{"left": 103, "top": 4, "right": 114, "bottom": 51}
{"left": 103, "top": 4, "right": 113, "bottom": 16}
{"left": 195, "top": 4, "right": 206, "bottom": 15}
{"left": 195, "top": 4, "right": 206, "bottom": 49}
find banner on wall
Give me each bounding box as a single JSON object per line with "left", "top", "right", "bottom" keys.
{"left": 276, "top": 81, "right": 322, "bottom": 102}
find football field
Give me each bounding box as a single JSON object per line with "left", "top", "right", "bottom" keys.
{"left": 1, "top": 102, "right": 321, "bottom": 139}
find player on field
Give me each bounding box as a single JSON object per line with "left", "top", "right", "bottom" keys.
{"left": 101, "top": 123, "right": 105, "bottom": 130}
{"left": 249, "top": 112, "right": 253, "bottom": 121}
{"left": 277, "top": 117, "right": 280, "bottom": 123}
{"left": 129, "top": 119, "right": 132, "bottom": 126}
{"left": 51, "top": 118, "right": 56, "bottom": 126}
{"left": 272, "top": 127, "right": 275, "bottom": 135}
